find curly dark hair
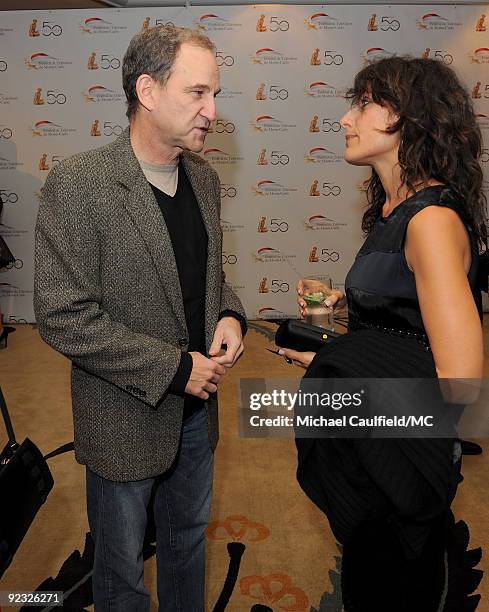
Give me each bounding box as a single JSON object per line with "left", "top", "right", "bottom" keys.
{"left": 346, "top": 56, "right": 487, "bottom": 246}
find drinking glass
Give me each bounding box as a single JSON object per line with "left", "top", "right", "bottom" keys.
{"left": 302, "top": 277, "right": 334, "bottom": 330}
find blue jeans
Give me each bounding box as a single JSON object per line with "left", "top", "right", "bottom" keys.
{"left": 86, "top": 406, "right": 213, "bottom": 612}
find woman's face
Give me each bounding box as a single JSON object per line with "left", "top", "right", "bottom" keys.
{"left": 340, "top": 92, "right": 400, "bottom": 168}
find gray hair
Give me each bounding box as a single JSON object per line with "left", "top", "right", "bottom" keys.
{"left": 122, "top": 25, "right": 216, "bottom": 121}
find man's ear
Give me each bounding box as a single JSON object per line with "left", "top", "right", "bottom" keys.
{"left": 135, "top": 74, "right": 157, "bottom": 112}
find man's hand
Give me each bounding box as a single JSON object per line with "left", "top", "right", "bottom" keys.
{"left": 185, "top": 352, "right": 227, "bottom": 400}
{"left": 209, "top": 317, "right": 244, "bottom": 367}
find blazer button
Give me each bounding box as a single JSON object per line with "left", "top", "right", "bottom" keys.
{"left": 178, "top": 338, "right": 187, "bottom": 347}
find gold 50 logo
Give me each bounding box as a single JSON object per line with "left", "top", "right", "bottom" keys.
{"left": 0, "top": 126, "right": 13, "bottom": 140}
{"left": 256, "top": 15, "right": 290, "bottom": 32}
{"left": 257, "top": 217, "right": 289, "bottom": 232}
{"left": 208, "top": 119, "right": 235, "bottom": 134}
{"left": 309, "top": 180, "right": 342, "bottom": 197}
{"left": 28, "top": 18, "right": 63, "bottom": 37}
{"left": 310, "top": 49, "right": 344, "bottom": 66}
{"left": 0, "top": 189, "right": 19, "bottom": 204}
{"left": 257, "top": 149, "right": 290, "bottom": 166}
{"left": 220, "top": 185, "right": 237, "bottom": 198}
{"left": 309, "top": 116, "right": 341, "bottom": 133}
{"left": 33, "top": 88, "right": 67, "bottom": 105}
{"left": 367, "top": 14, "right": 400, "bottom": 31}
{"left": 87, "top": 52, "right": 121, "bottom": 70}
{"left": 222, "top": 252, "right": 238, "bottom": 265}
{"left": 308, "top": 247, "right": 340, "bottom": 263}
{"left": 90, "top": 120, "right": 123, "bottom": 137}
{"left": 258, "top": 278, "right": 290, "bottom": 293}
{"left": 38, "top": 153, "right": 66, "bottom": 171}
{"left": 215, "top": 51, "right": 234, "bottom": 67}
{"left": 256, "top": 83, "right": 289, "bottom": 101}
{"left": 472, "top": 81, "right": 489, "bottom": 98}
{"left": 141, "top": 17, "right": 175, "bottom": 30}
{"left": 421, "top": 48, "right": 453, "bottom": 64}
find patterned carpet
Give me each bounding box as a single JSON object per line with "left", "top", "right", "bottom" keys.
{"left": 0, "top": 322, "right": 487, "bottom": 610}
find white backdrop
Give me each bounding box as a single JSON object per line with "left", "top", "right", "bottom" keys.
{"left": 0, "top": 6, "right": 488, "bottom": 323}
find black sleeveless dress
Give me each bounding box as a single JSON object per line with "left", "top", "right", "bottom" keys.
{"left": 345, "top": 184, "right": 479, "bottom": 341}
{"left": 297, "top": 186, "right": 480, "bottom": 610}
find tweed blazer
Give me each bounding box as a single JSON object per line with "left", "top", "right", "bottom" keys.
{"left": 34, "top": 128, "right": 245, "bottom": 482}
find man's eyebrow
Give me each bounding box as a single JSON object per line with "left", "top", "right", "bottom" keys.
{"left": 185, "top": 84, "right": 221, "bottom": 95}
{"left": 185, "top": 84, "right": 209, "bottom": 91}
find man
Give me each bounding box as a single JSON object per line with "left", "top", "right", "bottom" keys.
{"left": 34, "top": 26, "right": 246, "bottom": 611}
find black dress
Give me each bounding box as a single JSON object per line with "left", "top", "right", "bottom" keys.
{"left": 297, "top": 186, "right": 480, "bottom": 611}
{"left": 346, "top": 185, "right": 479, "bottom": 339}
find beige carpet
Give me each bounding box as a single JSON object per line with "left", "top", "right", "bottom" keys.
{"left": 0, "top": 321, "right": 487, "bottom": 611}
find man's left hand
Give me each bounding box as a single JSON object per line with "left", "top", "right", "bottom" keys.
{"left": 209, "top": 317, "right": 244, "bottom": 367}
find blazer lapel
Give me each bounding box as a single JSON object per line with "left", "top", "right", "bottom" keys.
{"left": 111, "top": 129, "right": 186, "bottom": 331}
{"left": 182, "top": 152, "right": 221, "bottom": 346}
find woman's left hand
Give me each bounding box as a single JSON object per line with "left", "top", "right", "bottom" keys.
{"left": 277, "top": 347, "right": 316, "bottom": 368}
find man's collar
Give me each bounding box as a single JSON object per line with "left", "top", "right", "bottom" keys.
{"left": 112, "top": 127, "right": 201, "bottom": 191}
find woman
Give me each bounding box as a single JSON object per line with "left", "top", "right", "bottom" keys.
{"left": 279, "top": 57, "right": 485, "bottom": 610}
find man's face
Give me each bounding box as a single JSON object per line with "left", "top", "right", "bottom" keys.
{"left": 148, "top": 43, "right": 220, "bottom": 153}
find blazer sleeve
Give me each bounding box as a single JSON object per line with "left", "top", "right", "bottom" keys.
{"left": 34, "top": 162, "right": 182, "bottom": 408}
{"left": 210, "top": 169, "right": 247, "bottom": 321}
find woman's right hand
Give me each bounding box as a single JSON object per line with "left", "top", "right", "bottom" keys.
{"left": 297, "top": 279, "right": 346, "bottom": 318}
{"left": 277, "top": 347, "right": 316, "bottom": 369}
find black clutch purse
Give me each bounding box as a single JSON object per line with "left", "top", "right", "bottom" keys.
{"left": 275, "top": 319, "right": 341, "bottom": 352}
{"left": 0, "top": 386, "right": 54, "bottom": 577}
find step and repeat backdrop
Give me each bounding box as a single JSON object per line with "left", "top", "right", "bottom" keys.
{"left": 0, "top": 6, "right": 488, "bottom": 322}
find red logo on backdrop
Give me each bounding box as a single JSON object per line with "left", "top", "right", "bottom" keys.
{"left": 470, "top": 48, "right": 489, "bottom": 63}
{"left": 363, "top": 47, "right": 394, "bottom": 62}
{"left": 80, "top": 17, "right": 127, "bottom": 34}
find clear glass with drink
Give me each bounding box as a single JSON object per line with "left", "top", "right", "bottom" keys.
{"left": 302, "top": 277, "right": 334, "bottom": 330}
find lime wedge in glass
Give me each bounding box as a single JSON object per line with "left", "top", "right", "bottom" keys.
{"left": 303, "top": 292, "right": 325, "bottom": 306}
